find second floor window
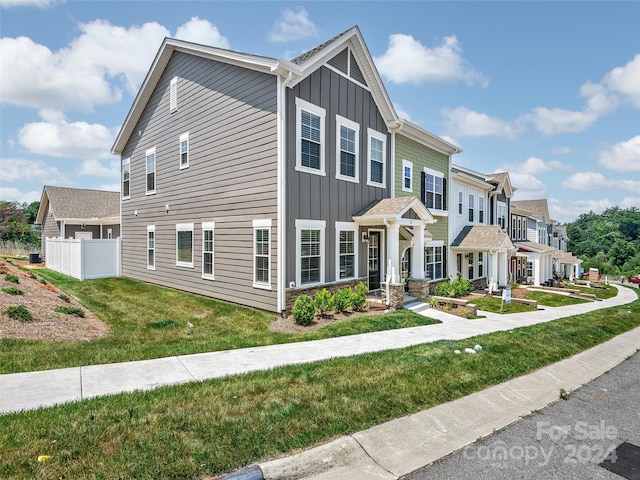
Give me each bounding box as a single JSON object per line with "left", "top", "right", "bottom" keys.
{"left": 122, "top": 158, "right": 130, "bottom": 199}
{"left": 479, "top": 197, "right": 484, "bottom": 223}
{"left": 425, "top": 173, "right": 444, "bottom": 210}
{"left": 458, "top": 192, "right": 463, "bottom": 215}
{"left": 336, "top": 116, "right": 359, "bottom": 182}
{"left": 146, "top": 148, "right": 156, "bottom": 194}
{"left": 367, "top": 128, "right": 386, "bottom": 187}
{"left": 179, "top": 133, "right": 189, "bottom": 168}
{"left": 497, "top": 202, "right": 507, "bottom": 230}
{"left": 402, "top": 160, "right": 412, "bottom": 192}
{"left": 296, "top": 98, "right": 325, "bottom": 175}
{"left": 468, "top": 194, "right": 474, "bottom": 222}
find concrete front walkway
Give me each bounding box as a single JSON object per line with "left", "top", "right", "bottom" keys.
{"left": 1, "top": 285, "right": 637, "bottom": 415}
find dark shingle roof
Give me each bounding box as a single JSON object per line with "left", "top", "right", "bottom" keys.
{"left": 290, "top": 27, "right": 355, "bottom": 65}
{"left": 44, "top": 186, "right": 120, "bottom": 220}
{"left": 451, "top": 225, "right": 513, "bottom": 250}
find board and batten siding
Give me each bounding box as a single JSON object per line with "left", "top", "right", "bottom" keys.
{"left": 119, "top": 51, "right": 279, "bottom": 312}
{"left": 394, "top": 134, "right": 449, "bottom": 245}
{"left": 285, "top": 66, "right": 390, "bottom": 286}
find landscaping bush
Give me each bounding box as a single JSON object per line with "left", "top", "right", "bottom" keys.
{"left": 333, "top": 287, "right": 353, "bottom": 314}
{"left": 7, "top": 305, "right": 33, "bottom": 322}
{"left": 351, "top": 282, "right": 368, "bottom": 312}
{"left": 2, "top": 287, "right": 24, "bottom": 295}
{"left": 434, "top": 278, "right": 473, "bottom": 298}
{"left": 4, "top": 274, "right": 19, "bottom": 284}
{"left": 54, "top": 306, "right": 85, "bottom": 318}
{"left": 58, "top": 293, "right": 71, "bottom": 303}
{"left": 39, "top": 278, "right": 47, "bottom": 285}
{"left": 292, "top": 294, "right": 316, "bottom": 325}
{"left": 314, "top": 288, "right": 334, "bottom": 316}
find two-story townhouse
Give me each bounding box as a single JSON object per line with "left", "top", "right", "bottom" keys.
{"left": 391, "top": 120, "right": 461, "bottom": 294}
{"left": 111, "top": 26, "right": 435, "bottom": 315}
{"left": 449, "top": 165, "right": 514, "bottom": 290}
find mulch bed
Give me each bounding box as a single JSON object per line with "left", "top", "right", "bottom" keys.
{"left": 269, "top": 303, "right": 389, "bottom": 333}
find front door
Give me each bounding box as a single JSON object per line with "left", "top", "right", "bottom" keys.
{"left": 368, "top": 231, "right": 381, "bottom": 290}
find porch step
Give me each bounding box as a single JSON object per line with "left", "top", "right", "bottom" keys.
{"left": 404, "top": 295, "right": 418, "bottom": 304}
{"left": 405, "top": 300, "right": 431, "bottom": 314}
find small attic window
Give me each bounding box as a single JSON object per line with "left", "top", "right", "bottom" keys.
{"left": 170, "top": 76, "right": 178, "bottom": 112}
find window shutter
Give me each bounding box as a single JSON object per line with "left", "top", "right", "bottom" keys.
{"left": 420, "top": 172, "right": 426, "bottom": 205}
{"left": 443, "top": 248, "right": 448, "bottom": 280}
{"left": 170, "top": 77, "right": 177, "bottom": 111}
{"left": 442, "top": 177, "right": 447, "bottom": 210}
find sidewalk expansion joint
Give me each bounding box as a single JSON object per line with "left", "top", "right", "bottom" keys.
{"left": 349, "top": 433, "right": 397, "bottom": 478}
{"left": 79, "top": 367, "right": 84, "bottom": 400}
{"left": 176, "top": 356, "right": 198, "bottom": 381}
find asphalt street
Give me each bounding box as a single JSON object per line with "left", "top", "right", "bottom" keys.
{"left": 402, "top": 350, "right": 640, "bottom": 480}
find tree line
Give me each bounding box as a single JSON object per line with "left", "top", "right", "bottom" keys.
{"left": 0, "top": 200, "right": 41, "bottom": 248}
{"left": 567, "top": 206, "right": 640, "bottom": 276}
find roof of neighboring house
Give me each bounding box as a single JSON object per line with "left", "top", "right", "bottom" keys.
{"left": 511, "top": 199, "right": 552, "bottom": 223}
{"left": 487, "top": 172, "right": 516, "bottom": 197}
{"left": 554, "top": 225, "right": 568, "bottom": 237}
{"left": 450, "top": 225, "right": 515, "bottom": 252}
{"left": 353, "top": 196, "right": 435, "bottom": 224}
{"left": 36, "top": 186, "right": 120, "bottom": 224}
{"left": 514, "top": 240, "right": 555, "bottom": 253}
{"left": 552, "top": 248, "right": 583, "bottom": 264}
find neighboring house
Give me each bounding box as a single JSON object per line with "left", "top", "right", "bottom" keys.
{"left": 552, "top": 225, "right": 569, "bottom": 252}
{"left": 449, "top": 165, "right": 514, "bottom": 289}
{"left": 36, "top": 186, "right": 121, "bottom": 259}
{"left": 510, "top": 199, "right": 555, "bottom": 285}
{"left": 111, "top": 26, "right": 441, "bottom": 314}
{"left": 392, "top": 120, "right": 461, "bottom": 290}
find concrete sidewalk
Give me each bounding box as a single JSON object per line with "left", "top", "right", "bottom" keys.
{"left": 0, "top": 284, "right": 637, "bottom": 416}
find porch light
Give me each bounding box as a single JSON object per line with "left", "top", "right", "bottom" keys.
{"left": 362, "top": 232, "right": 369, "bottom": 243}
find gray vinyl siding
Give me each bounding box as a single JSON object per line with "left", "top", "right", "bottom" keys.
{"left": 65, "top": 224, "right": 100, "bottom": 239}
{"left": 120, "top": 51, "right": 279, "bottom": 312}
{"left": 285, "top": 66, "right": 390, "bottom": 286}
{"left": 102, "top": 225, "right": 120, "bottom": 238}
{"left": 40, "top": 203, "right": 60, "bottom": 257}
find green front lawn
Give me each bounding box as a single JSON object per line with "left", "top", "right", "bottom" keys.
{"left": 525, "top": 291, "right": 589, "bottom": 307}
{"left": 0, "top": 271, "right": 438, "bottom": 374}
{"left": 469, "top": 296, "right": 538, "bottom": 314}
{"left": 571, "top": 283, "right": 618, "bottom": 299}
{"left": 2, "top": 289, "right": 638, "bottom": 479}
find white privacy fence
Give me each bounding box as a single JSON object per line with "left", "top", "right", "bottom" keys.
{"left": 45, "top": 237, "right": 121, "bottom": 280}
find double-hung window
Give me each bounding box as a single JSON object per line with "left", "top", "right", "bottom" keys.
{"left": 468, "top": 252, "right": 474, "bottom": 279}
{"left": 458, "top": 192, "right": 463, "bottom": 215}
{"left": 146, "top": 147, "right": 156, "bottom": 194}
{"left": 147, "top": 225, "right": 155, "bottom": 270}
{"left": 367, "top": 128, "right": 386, "bottom": 187}
{"left": 253, "top": 219, "right": 271, "bottom": 289}
{"left": 336, "top": 222, "right": 356, "bottom": 280}
{"left": 296, "top": 219, "right": 325, "bottom": 286}
{"left": 512, "top": 217, "right": 517, "bottom": 240}
{"left": 402, "top": 160, "right": 413, "bottom": 192}
{"left": 179, "top": 133, "right": 189, "bottom": 169}
{"left": 202, "top": 222, "right": 214, "bottom": 280}
{"left": 497, "top": 202, "right": 506, "bottom": 230}
{"left": 478, "top": 253, "right": 484, "bottom": 277}
{"left": 425, "top": 245, "right": 443, "bottom": 281}
{"left": 468, "top": 194, "right": 474, "bottom": 222}
{"left": 122, "top": 158, "right": 130, "bottom": 199}
{"left": 296, "top": 98, "right": 325, "bottom": 175}
{"left": 479, "top": 197, "right": 485, "bottom": 223}
{"left": 176, "top": 223, "right": 194, "bottom": 268}
{"left": 335, "top": 116, "right": 359, "bottom": 182}
{"left": 424, "top": 169, "right": 444, "bottom": 210}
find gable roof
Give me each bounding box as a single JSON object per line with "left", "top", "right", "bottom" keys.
{"left": 450, "top": 225, "right": 514, "bottom": 252}
{"left": 511, "top": 199, "right": 552, "bottom": 223}
{"left": 353, "top": 196, "right": 435, "bottom": 224}
{"left": 514, "top": 240, "right": 555, "bottom": 254}
{"left": 112, "top": 26, "right": 398, "bottom": 155}
{"left": 487, "top": 172, "right": 516, "bottom": 197}
{"left": 36, "top": 186, "right": 120, "bottom": 224}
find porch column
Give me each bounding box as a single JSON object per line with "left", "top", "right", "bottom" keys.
{"left": 386, "top": 221, "right": 400, "bottom": 284}
{"left": 411, "top": 223, "right": 425, "bottom": 279}
{"left": 533, "top": 257, "right": 541, "bottom": 286}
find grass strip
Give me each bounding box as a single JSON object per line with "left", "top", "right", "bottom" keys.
{"left": 1, "top": 272, "right": 438, "bottom": 374}
{"left": 469, "top": 296, "right": 537, "bottom": 313}
{"left": 1, "top": 289, "right": 638, "bottom": 479}
{"left": 525, "top": 291, "right": 589, "bottom": 307}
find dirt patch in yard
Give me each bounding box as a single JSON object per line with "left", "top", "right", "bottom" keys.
{"left": 0, "top": 258, "right": 110, "bottom": 341}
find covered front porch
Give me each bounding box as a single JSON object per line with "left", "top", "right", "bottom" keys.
{"left": 513, "top": 241, "right": 555, "bottom": 286}
{"left": 552, "top": 249, "right": 583, "bottom": 281}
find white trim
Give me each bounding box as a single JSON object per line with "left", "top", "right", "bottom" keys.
{"left": 145, "top": 147, "right": 156, "bottom": 195}
{"left": 335, "top": 221, "right": 358, "bottom": 281}
{"left": 366, "top": 128, "right": 386, "bottom": 188}
{"left": 201, "top": 221, "right": 215, "bottom": 280}
{"left": 424, "top": 169, "right": 445, "bottom": 211}
{"left": 426, "top": 240, "right": 445, "bottom": 247}
{"left": 402, "top": 159, "right": 413, "bottom": 192}
{"left": 253, "top": 219, "right": 272, "bottom": 290}
{"left": 170, "top": 76, "right": 177, "bottom": 112}
{"left": 147, "top": 225, "right": 155, "bottom": 270}
{"left": 175, "top": 223, "right": 194, "bottom": 268}
{"left": 179, "top": 132, "right": 189, "bottom": 169}
{"left": 423, "top": 166, "right": 444, "bottom": 178}
{"left": 295, "top": 219, "right": 326, "bottom": 287}
{"left": 295, "top": 98, "right": 326, "bottom": 176}
{"left": 122, "top": 157, "right": 130, "bottom": 200}
{"left": 335, "top": 115, "right": 360, "bottom": 183}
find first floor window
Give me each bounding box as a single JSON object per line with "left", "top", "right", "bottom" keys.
{"left": 468, "top": 253, "right": 474, "bottom": 279}
{"left": 457, "top": 253, "right": 462, "bottom": 277}
{"left": 478, "top": 253, "right": 484, "bottom": 277}
{"left": 147, "top": 226, "right": 155, "bottom": 270}
{"left": 296, "top": 219, "right": 325, "bottom": 286}
{"left": 253, "top": 219, "right": 271, "bottom": 288}
{"left": 425, "top": 245, "right": 443, "bottom": 281}
{"left": 122, "top": 158, "right": 130, "bottom": 199}
{"left": 202, "top": 222, "right": 214, "bottom": 279}
{"left": 176, "top": 223, "right": 194, "bottom": 267}
{"left": 336, "top": 223, "right": 356, "bottom": 280}
{"left": 146, "top": 147, "right": 156, "bottom": 194}
{"left": 527, "top": 261, "right": 534, "bottom": 278}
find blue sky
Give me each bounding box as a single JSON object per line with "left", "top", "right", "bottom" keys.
{"left": 1, "top": 0, "right": 638, "bottom": 223}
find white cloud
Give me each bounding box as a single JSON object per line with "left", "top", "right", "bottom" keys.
{"left": 0, "top": 158, "right": 65, "bottom": 183}
{"left": 509, "top": 173, "right": 548, "bottom": 199}
{"left": 562, "top": 171, "right": 640, "bottom": 193}
{"left": 0, "top": 187, "right": 41, "bottom": 204}
{"left": 394, "top": 103, "right": 412, "bottom": 122}
{"left": 375, "top": 34, "right": 487, "bottom": 87}
{"left": 598, "top": 135, "right": 640, "bottom": 173}
{"left": 268, "top": 7, "right": 319, "bottom": 43}
{"left": 603, "top": 54, "right": 640, "bottom": 108}
{"left": 551, "top": 146, "right": 573, "bottom": 155}
{"left": 501, "top": 157, "right": 571, "bottom": 176}
{"left": 620, "top": 196, "right": 640, "bottom": 209}
{"left": 0, "top": 0, "right": 62, "bottom": 8}
{"left": 174, "top": 17, "right": 230, "bottom": 48}
{"left": 18, "top": 114, "right": 115, "bottom": 160}
{"left": 548, "top": 198, "right": 615, "bottom": 224}
{"left": 442, "top": 106, "right": 520, "bottom": 138}
{"left": 528, "top": 107, "right": 598, "bottom": 135}
{"left": 78, "top": 159, "right": 119, "bottom": 178}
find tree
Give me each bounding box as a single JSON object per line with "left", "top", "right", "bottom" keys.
{"left": 609, "top": 239, "right": 635, "bottom": 267}
{"left": 22, "top": 201, "right": 40, "bottom": 224}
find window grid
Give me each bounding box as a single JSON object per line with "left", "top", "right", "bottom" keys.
{"left": 425, "top": 174, "right": 443, "bottom": 210}
{"left": 255, "top": 228, "right": 270, "bottom": 285}
{"left": 147, "top": 227, "right": 155, "bottom": 270}
{"left": 479, "top": 197, "right": 484, "bottom": 223}
{"left": 425, "top": 246, "right": 443, "bottom": 281}
{"left": 468, "top": 253, "right": 474, "bottom": 279}
{"left": 176, "top": 224, "right": 193, "bottom": 268}
{"left": 369, "top": 136, "right": 384, "bottom": 184}
{"left": 339, "top": 125, "right": 356, "bottom": 178}
{"left": 202, "top": 226, "right": 214, "bottom": 279}
{"left": 300, "top": 229, "right": 321, "bottom": 284}
{"left": 180, "top": 133, "right": 189, "bottom": 168}
{"left": 146, "top": 148, "right": 156, "bottom": 194}
{"left": 301, "top": 110, "right": 321, "bottom": 170}
{"left": 468, "top": 194, "right": 474, "bottom": 222}
{"left": 339, "top": 230, "right": 355, "bottom": 279}
{"left": 122, "top": 158, "right": 130, "bottom": 199}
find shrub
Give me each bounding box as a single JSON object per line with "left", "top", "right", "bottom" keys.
{"left": 508, "top": 280, "right": 519, "bottom": 289}
{"left": 7, "top": 305, "right": 33, "bottom": 322}
{"left": 434, "top": 278, "right": 473, "bottom": 298}
{"left": 4, "top": 274, "right": 19, "bottom": 284}
{"left": 58, "top": 293, "right": 71, "bottom": 303}
{"left": 333, "top": 287, "right": 353, "bottom": 314}
{"left": 39, "top": 278, "right": 47, "bottom": 285}
{"left": 351, "top": 282, "right": 368, "bottom": 312}
{"left": 428, "top": 296, "right": 440, "bottom": 308}
{"left": 55, "top": 306, "right": 85, "bottom": 318}
{"left": 314, "top": 288, "right": 334, "bottom": 316}
{"left": 2, "top": 287, "right": 24, "bottom": 295}
{"left": 292, "top": 294, "right": 315, "bottom": 326}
